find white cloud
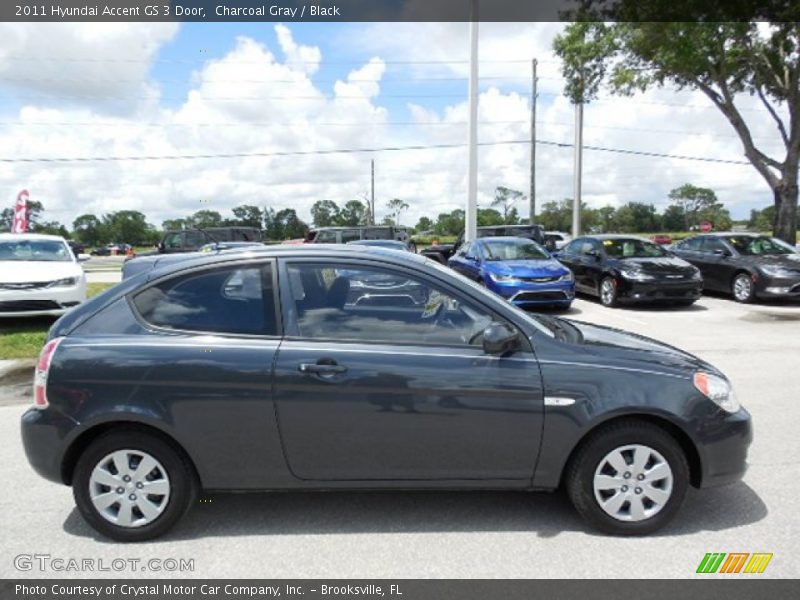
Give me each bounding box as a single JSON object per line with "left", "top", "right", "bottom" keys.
{"left": 0, "top": 22, "right": 788, "bottom": 234}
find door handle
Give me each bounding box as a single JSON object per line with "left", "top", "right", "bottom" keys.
{"left": 298, "top": 363, "right": 348, "bottom": 375}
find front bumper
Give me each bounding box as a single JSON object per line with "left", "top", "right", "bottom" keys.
{"left": 488, "top": 279, "right": 575, "bottom": 306}
{"left": 616, "top": 278, "right": 702, "bottom": 303}
{"left": 0, "top": 282, "right": 87, "bottom": 318}
{"left": 755, "top": 275, "right": 800, "bottom": 299}
{"left": 697, "top": 407, "right": 753, "bottom": 488}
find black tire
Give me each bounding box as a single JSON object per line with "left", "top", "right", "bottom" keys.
{"left": 72, "top": 429, "right": 198, "bottom": 542}
{"left": 565, "top": 419, "right": 689, "bottom": 536}
{"left": 731, "top": 272, "right": 756, "bottom": 303}
{"left": 599, "top": 276, "right": 619, "bottom": 308}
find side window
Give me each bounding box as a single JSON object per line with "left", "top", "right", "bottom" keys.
{"left": 562, "top": 239, "right": 581, "bottom": 255}
{"left": 679, "top": 237, "right": 702, "bottom": 251}
{"left": 701, "top": 237, "right": 726, "bottom": 254}
{"left": 284, "top": 263, "right": 498, "bottom": 348}
{"left": 163, "top": 232, "right": 183, "bottom": 249}
{"left": 578, "top": 240, "right": 597, "bottom": 255}
{"left": 132, "top": 264, "right": 276, "bottom": 335}
{"left": 341, "top": 229, "right": 361, "bottom": 243}
{"left": 183, "top": 231, "right": 206, "bottom": 249}
{"left": 315, "top": 231, "right": 337, "bottom": 244}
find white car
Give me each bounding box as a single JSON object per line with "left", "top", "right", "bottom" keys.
{"left": 544, "top": 231, "right": 572, "bottom": 250}
{"left": 0, "top": 233, "right": 88, "bottom": 318}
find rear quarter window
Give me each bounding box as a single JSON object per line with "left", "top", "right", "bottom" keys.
{"left": 131, "top": 264, "right": 277, "bottom": 336}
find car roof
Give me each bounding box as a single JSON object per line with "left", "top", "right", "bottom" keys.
{"left": 145, "top": 243, "right": 428, "bottom": 279}
{"left": 0, "top": 233, "right": 68, "bottom": 242}
{"left": 476, "top": 236, "right": 539, "bottom": 243}
{"left": 578, "top": 234, "right": 652, "bottom": 241}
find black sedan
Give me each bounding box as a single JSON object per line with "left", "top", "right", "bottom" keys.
{"left": 671, "top": 233, "right": 800, "bottom": 303}
{"left": 555, "top": 235, "right": 703, "bottom": 307}
{"left": 21, "top": 245, "right": 750, "bottom": 540}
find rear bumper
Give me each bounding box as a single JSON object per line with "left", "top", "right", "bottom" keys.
{"left": 20, "top": 406, "right": 78, "bottom": 485}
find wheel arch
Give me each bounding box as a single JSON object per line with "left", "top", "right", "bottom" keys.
{"left": 559, "top": 414, "right": 703, "bottom": 489}
{"left": 61, "top": 421, "right": 201, "bottom": 488}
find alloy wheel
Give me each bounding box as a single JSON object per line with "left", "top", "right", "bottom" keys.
{"left": 600, "top": 278, "right": 616, "bottom": 306}
{"left": 89, "top": 449, "right": 171, "bottom": 528}
{"left": 592, "top": 444, "right": 673, "bottom": 522}
{"left": 733, "top": 274, "right": 753, "bottom": 302}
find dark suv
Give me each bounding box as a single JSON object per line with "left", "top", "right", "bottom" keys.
{"left": 156, "top": 227, "right": 261, "bottom": 255}
{"left": 22, "top": 244, "right": 750, "bottom": 541}
{"left": 421, "top": 224, "right": 546, "bottom": 264}
{"left": 304, "top": 226, "right": 414, "bottom": 251}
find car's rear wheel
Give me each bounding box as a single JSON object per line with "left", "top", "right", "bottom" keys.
{"left": 565, "top": 420, "right": 689, "bottom": 535}
{"left": 732, "top": 272, "right": 755, "bottom": 303}
{"left": 72, "top": 430, "right": 197, "bottom": 541}
{"left": 599, "top": 277, "right": 619, "bottom": 307}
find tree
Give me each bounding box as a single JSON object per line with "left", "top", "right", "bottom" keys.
{"left": 415, "top": 216, "right": 434, "bottom": 232}
{"left": 187, "top": 210, "right": 223, "bottom": 229}
{"left": 554, "top": 14, "right": 800, "bottom": 244}
{"left": 230, "top": 205, "right": 264, "bottom": 228}
{"left": 102, "top": 211, "right": 155, "bottom": 244}
{"left": 661, "top": 204, "right": 686, "bottom": 232}
{"left": 667, "top": 184, "right": 722, "bottom": 230}
{"left": 492, "top": 186, "right": 525, "bottom": 224}
{"left": 386, "top": 198, "right": 409, "bottom": 225}
{"left": 1, "top": 200, "right": 44, "bottom": 232}
{"left": 273, "top": 208, "right": 308, "bottom": 240}
{"left": 162, "top": 218, "right": 188, "bottom": 232}
{"left": 339, "top": 200, "right": 369, "bottom": 227}
{"left": 477, "top": 208, "right": 505, "bottom": 226}
{"left": 538, "top": 199, "right": 598, "bottom": 232}
{"left": 72, "top": 214, "right": 104, "bottom": 246}
{"left": 434, "top": 209, "right": 465, "bottom": 235}
{"left": 310, "top": 200, "right": 340, "bottom": 227}
{"left": 613, "top": 202, "right": 662, "bottom": 233}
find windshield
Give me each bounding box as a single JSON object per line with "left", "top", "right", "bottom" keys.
{"left": 602, "top": 238, "right": 668, "bottom": 259}
{"left": 481, "top": 239, "right": 550, "bottom": 260}
{"left": 0, "top": 239, "right": 72, "bottom": 262}
{"left": 726, "top": 236, "right": 793, "bottom": 256}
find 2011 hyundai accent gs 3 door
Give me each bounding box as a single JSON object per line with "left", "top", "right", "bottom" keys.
{"left": 21, "top": 245, "right": 752, "bottom": 541}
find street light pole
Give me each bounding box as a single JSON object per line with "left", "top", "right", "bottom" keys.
{"left": 572, "top": 101, "right": 583, "bottom": 237}
{"left": 529, "top": 58, "right": 537, "bottom": 225}
{"left": 465, "top": 0, "right": 479, "bottom": 243}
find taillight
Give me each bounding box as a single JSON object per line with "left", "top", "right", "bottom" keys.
{"left": 33, "top": 337, "right": 64, "bottom": 409}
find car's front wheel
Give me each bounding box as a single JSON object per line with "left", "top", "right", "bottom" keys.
{"left": 599, "top": 276, "right": 619, "bottom": 307}
{"left": 72, "top": 429, "right": 197, "bottom": 541}
{"left": 565, "top": 420, "right": 689, "bottom": 535}
{"left": 732, "top": 272, "right": 755, "bottom": 303}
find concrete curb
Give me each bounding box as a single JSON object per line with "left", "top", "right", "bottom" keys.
{"left": 0, "top": 359, "right": 36, "bottom": 385}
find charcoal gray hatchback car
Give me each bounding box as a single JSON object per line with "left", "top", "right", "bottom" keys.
{"left": 21, "top": 245, "right": 752, "bottom": 540}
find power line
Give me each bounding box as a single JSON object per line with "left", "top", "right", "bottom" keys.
{"left": 0, "top": 138, "right": 755, "bottom": 166}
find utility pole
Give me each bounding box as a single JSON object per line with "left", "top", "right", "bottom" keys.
{"left": 465, "top": 0, "right": 479, "bottom": 243}
{"left": 572, "top": 100, "right": 583, "bottom": 237}
{"left": 529, "top": 58, "right": 537, "bottom": 225}
{"left": 370, "top": 159, "right": 375, "bottom": 225}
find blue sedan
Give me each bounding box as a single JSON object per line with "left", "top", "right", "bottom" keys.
{"left": 448, "top": 236, "right": 575, "bottom": 308}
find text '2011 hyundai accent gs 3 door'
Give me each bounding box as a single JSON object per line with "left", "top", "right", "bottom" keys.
{"left": 21, "top": 245, "right": 751, "bottom": 541}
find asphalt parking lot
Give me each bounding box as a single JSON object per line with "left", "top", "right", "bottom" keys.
{"left": 1, "top": 290, "right": 798, "bottom": 579}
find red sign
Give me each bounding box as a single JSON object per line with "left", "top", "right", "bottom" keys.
{"left": 700, "top": 220, "right": 712, "bottom": 233}
{"left": 11, "top": 189, "right": 29, "bottom": 233}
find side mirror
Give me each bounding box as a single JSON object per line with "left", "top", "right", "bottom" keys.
{"left": 713, "top": 248, "right": 731, "bottom": 257}
{"left": 586, "top": 249, "right": 600, "bottom": 260}
{"left": 464, "top": 254, "right": 477, "bottom": 261}
{"left": 78, "top": 255, "right": 90, "bottom": 262}
{"left": 482, "top": 322, "right": 520, "bottom": 356}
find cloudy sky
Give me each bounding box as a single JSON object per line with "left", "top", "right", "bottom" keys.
{"left": 0, "top": 22, "right": 788, "bottom": 229}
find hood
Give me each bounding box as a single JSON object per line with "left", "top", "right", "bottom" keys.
{"left": 0, "top": 260, "right": 83, "bottom": 283}
{"left": 613, "top": 255, "right": 696, "bottom": 274}
{"left": 738, "top": 253, "right": 800, "bottom": 270}
{"left": 486, "top": 258, "right": 568, "bottom": 278}
{"left": 562, "top": 319, "right": 719, "bottom": 376}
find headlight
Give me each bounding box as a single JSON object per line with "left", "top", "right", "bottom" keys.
{"left": 47, "top": 277, "right": 78, "bottom": 288}
{"left": 759, "top": 264, "right": 796, "bottom": 278}
{"left": 488, "top": 272, "right": 521, "bottom": 283}
{"left": 618, "top": 268, "right": 655, "bottom": 281}
{"left": 691, "top": 268, "right": 703, "bottom": 280}
{"left": 693, "top": 372, "right": 740, "bottom": 414}
{"left": 559, "top": 270, "right": 575, "bottom": 282}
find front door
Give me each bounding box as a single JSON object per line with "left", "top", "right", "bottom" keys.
{"left": 273, "top": 259, "right": 544, "bottom": 482}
